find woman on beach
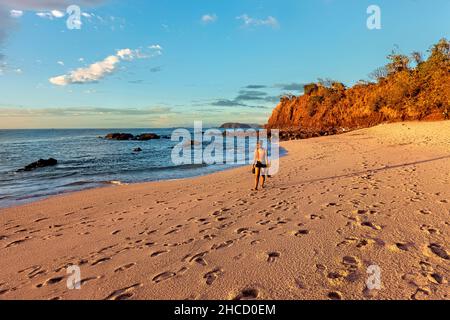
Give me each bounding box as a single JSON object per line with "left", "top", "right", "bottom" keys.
{"left": 252, "top": 141, "right": 269, "bottom": 191}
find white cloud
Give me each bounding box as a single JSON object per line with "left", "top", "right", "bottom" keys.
{"left": 10, "top": 10, "right": 23, "bottom": 18}
{"left": 36, "top": 12, "right": 51, "bottom": 19}
{"left": 201, "top": 13, "right": 217, "bottom": 24}
{"left": 57, "top": 61, "right": 64, "bottom": 66}
{"left": 50, "top": 55, "right": 119, "bottom": 86}
{"left": 116, "top": 48, "right": 134, "bottom": 60}
{"left": 36, "top": 10, "right": 65, "bottom": 19}
{"left": 147, "top": 44, "right": 163, "bottom": 57}
{"left": 51, "top": 9, "right": 65, "bottom": 18}
{"left": 149, "top": 44, "right": 162, "bottom": 50}
{"left": 49, "top": 45, "right": 163, "bottom": 86}
{"left": 237, "top": 14, "right": 279, "bottom": 29}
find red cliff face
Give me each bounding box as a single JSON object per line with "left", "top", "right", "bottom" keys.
{"left": 267, "top": 96, "right": 305, "bottom": 129}
{"left": 266, "top": 38, "right": 450, "bottom": 136}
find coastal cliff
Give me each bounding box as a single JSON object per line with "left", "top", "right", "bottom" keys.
{"left": 267, "top": 39, "right": 450, "bottom": 137}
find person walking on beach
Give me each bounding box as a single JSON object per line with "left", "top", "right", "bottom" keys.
{"left": 252, "top": 141, "right": 269, "bottom": 191}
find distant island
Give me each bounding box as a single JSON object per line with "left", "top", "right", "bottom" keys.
{"left": 219, "top": 123, "right": 262, "bottom": 129}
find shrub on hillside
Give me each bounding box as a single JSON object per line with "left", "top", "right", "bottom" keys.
{"left": 268, "top": 38, "right": 450, "bottom": 131}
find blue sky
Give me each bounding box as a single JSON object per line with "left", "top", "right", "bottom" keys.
{"left": 0, "top": 0, "right": 449, "bottom": 128}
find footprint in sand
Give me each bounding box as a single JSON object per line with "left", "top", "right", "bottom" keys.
{"left": 5, "top": 238, "right": 29, "bottom": 248}
{"left": 192, "top": 256, "right": 208, "bottom": 266}
{"left": 327, "top": 270, "right": 349, "bottom": 285}
{"left": 78, "top": 276, "right": 102, "bottom": 286}
{"left": 164, "top": 229, "right": 180, "bottom": 236}
{"left": 356, "top": 239, "right": 373, "bottom": 248}
{"left": 211, "top": 240, "right": 234, "bottom": 251}
{"left": 396, "top": 242, "right": 413, "bottom": 252}
{"left": 152, "top": 272, "right": 176, "bottom": 283}
{"left": 105, "top": 283, "right": 142, "bottom": 300}
{"left": 91, "top": 257, "right": 111, "bottom": 266}
{"left": 19, "top": 265, "right": 46, "bottom": 279}
{"left": 184, "top": 252, "right": 209, "bottom": 266}
{"left": 267, "top": 252, "right": 280, "bottom": 263}
{"left": 177, "top": 267, "right": 189, "bottom": 276}
{"left": 420, "top": 225, "right": 440, "bottom": 235}
{"left": 36, "top": 276, "right": 64, "bottom": 288}
{"left": 342, "top": 256, "right": 360, "bottom": 269}
{"left": 428, "top": 244, "right": 449, "bottom": 260}
{"left": 0, "top": 287, "right": 11, "bottom": 296}
{"left": 114, "top": 263, "right": 136, "bottom": 273}
{"left": 204, "top": 268, "right": 224, "bottom": 285}
{"left": 361, "top": 221, "right": 382, "bottom": 231}
{"left": 427, "top": 272, "right": 446, "bottom": 285}
{"left": 327, "top": 291, "right": 342, "bottom": 300}
{"left": 337, "top": 237, "right": 358, "bottom": 247}
{"left": 294, "top": 229, "right": 310, "bottom": 237}
{"left": 150, "top": 250, "right": 170, "bottom": 258}
{"left": 411, "top": 288, "right": 431, "bottom": 300}
{"left": 233, "top": 288, "right": 259, "bottom": 300}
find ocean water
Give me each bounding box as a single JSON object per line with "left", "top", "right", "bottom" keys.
{"left": 0, "top": 128, "right": 279, "bottom": 208}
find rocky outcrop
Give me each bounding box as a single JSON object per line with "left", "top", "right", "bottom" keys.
{"left": 19, "top": 158, "right": 58, "bottom": 172}
{"left": 105, "top": 133, "right": 160, "bottom": 141}
{"left": 266, "top": 39, "right": 450, "bottom": 140}
{"left": 105, "top": 133, "right": 134, "bottom": 140}
{"left": 135, "top": 133, "right": 160, "bottom": 141}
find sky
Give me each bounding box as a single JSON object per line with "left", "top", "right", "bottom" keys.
{"left": 0, "top": 0, "right": 449, "bottom": 129}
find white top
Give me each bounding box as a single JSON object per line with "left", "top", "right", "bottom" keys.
{"left": 254, "top": 147, "right": 268, "bottom": 165}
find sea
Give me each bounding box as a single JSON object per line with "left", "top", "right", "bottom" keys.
{"left": 0, "top": 128, "right": 281, "bottom": 208}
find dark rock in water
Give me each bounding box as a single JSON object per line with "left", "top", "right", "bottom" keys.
{"left": 19, "top": 158, "right": 58, "bottom": 172}
{"left": 135, "top": 133, "right": 160, "bottom": 141}
{"left": 105, "top": 133, "right": 160, "bottom": 141}
{"left": 133, "top": 147, "right": 143, "bottom": 152}
{"left": 105, "top": 133, "right": 134, "bottom": 141}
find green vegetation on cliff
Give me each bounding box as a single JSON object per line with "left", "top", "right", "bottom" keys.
{"left": 267, "top": 39, "right": 450, "bottom": 134}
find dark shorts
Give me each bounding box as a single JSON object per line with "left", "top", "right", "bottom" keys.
{"left": 255, "top": 161, "right": 267, "bottom": 168}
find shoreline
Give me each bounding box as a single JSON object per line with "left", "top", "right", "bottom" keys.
{"left": 0, "top": 121, "right": 449, "bottom": 300}
{"left": 0, "top": 147, "right": 288, "bottom": 211}
{"left": 0, "top": 132, "right": 288, "bottom": 210}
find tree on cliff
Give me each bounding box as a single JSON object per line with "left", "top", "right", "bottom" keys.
{"left": 267, "top": 38, "right": 450, "bottom": 134}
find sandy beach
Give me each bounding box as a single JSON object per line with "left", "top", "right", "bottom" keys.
{"left": 0, "top": 121, "right": 449, "bottom": 300}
